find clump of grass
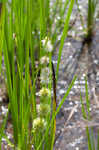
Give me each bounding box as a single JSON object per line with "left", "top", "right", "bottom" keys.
{"left": 80, "top": 76, "right": 99, "bottom": 150}
{"left": 76, "top": 0, "right": 98, "bottom": 43}
{"left": 0, "top": 0, "right": 76, "bottom": 149}
{"left": 87, "top": 0, "right": 98, "bottom": 40}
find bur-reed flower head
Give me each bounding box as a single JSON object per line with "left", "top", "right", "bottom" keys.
{"left": 40, "top": 67, "right": 51, "bottom": 84}
{"left": 38, "top": 87, "right": 51, "bottom": 98}
{"left": 37, "top": 104, "right": 50, "bottom": 117}
{"left": 41, "top": 37, "right": 53, "bottom": 52}
{"left": 41, "top": 36, "right": 47, "bottom": 46}
{"left": 32, "top": 117, "right": 46, "bottom": 133}
{"left": 40, "top": 56, "right": 49, "bottom": 65}
{"left": 46, "top": 40, "right": 53, "bottom": 52}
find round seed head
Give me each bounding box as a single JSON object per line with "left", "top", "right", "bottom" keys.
{"left": 32, "top": 117, "right": 47, "bottom": 133}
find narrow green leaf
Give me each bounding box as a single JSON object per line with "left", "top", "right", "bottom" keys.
{"left": 85, "top": 76, "right": 90, "bottom": 119}
{"left": 56, "top": 0, "right": 75, "bottom": 81}
{"left": 80, "top": 91, "right": 87, "bottom": 119}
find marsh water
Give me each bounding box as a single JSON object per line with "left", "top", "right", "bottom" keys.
{"left": 54, "top": 20, "right": 99, "bottom": 150}
{"left": 0, "top": 0, "right": 99, "bottom": 149}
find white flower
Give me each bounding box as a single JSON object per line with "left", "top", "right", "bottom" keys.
{"left": 40, "top": 67, "right": 51, "bottom": 84}
{"left": 56, "top": 16, "right": 61, "bottom": 20}
{"left": 40, "top": 56, "right": 49, "bottom": 65}
{"left": 38, "top": 87, "right": 51, "bottom": 98}
{"left": 41, "top": 39, "right": 46, "bottom": 46}
{"left": 1, "top": 106, "right": 8, "bottom": 115}
{"left": 32, "top": 31, "right": 35, "bottom": 35}
{"left": 41, "top": 37, "right": 53, "bottom": 52}
{"left": 33, "top": 117, "right": 46, "bottom": 132}
{"left": 41, "top": 37, "right": 47, "bottom": 45}
{"left": 37, "top": 104, "right": 50, "bottom": 117}
{"left": 46, "top": 40, "right": 53, "bottom": 52}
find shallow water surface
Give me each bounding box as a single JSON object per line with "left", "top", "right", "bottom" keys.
{"left": 0, "top": 0, "right": 99, "bottom": 149}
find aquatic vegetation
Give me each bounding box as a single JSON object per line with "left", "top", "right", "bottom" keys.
{"left": 0, "top": 0, "right": 99, "bottom": 149}
{"left": 0, "top": 0, "right": 76, "bottom": 149}
{"left": 76, "top": 0, "right": 98, "bottom": 43}
{"left": 32, "top": 117, "right": 47, "bottom": 133}
{"left": 87, "top": 0, "right": 98, "bottom": 39}
{"left": 80, "top": 76, "right": 99, "bottom": 150}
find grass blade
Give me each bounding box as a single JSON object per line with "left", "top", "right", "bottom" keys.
{"left": 56, "top": 0, "right": 75, "bottom": 81}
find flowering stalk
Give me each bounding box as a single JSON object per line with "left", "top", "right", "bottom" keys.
{"left": 33, "top": 37, "right": 54, "bottom": 146}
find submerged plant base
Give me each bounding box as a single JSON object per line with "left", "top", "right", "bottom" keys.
{"left": 83, "top": 29, "right": 95, "bottom": 46}
{"left": 85, "top": 32, "right": 94, "bottom": 45}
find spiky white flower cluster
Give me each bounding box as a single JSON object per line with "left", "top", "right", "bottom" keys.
{"left": 33, "top": 117, "right": 46, "bottom": 133}
{"left": 41, "top": 37, "right": 53, "bottom": 52}
{"left": 40, "top": 56, "right": 49, "bottom": 65}
{"left": 37, "top": 104, "right": 50, "bottom": 117}
{"left": 38, "top": 87, "right": 51, "bottom": 98}
{"left": 40, "top": 67, "right": 51, "bottom": 84}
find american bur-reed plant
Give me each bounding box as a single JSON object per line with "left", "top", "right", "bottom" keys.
{"left": 0, "top": 0, "right": 76, "bottom": 150}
